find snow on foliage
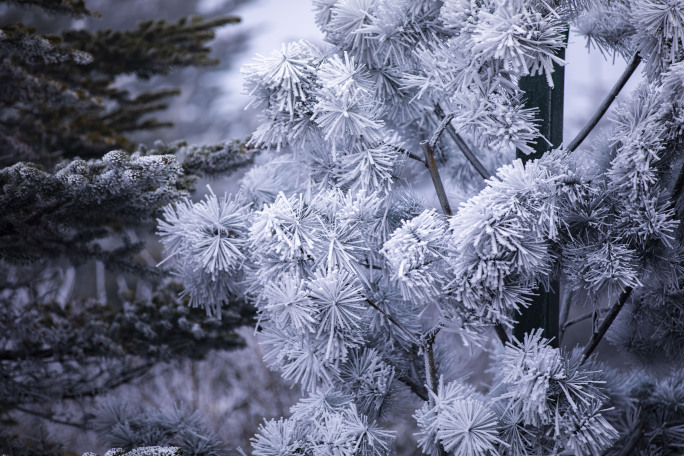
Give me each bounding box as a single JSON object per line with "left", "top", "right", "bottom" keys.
{"left": 157, "top": 0, "right": 684, "bottom": 454}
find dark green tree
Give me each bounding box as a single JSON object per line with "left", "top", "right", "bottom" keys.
{"left": 0, "top": 1, "right": 258, "bottom": 454}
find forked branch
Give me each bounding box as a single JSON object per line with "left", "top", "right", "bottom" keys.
{"left": 581, "top": 287, "right": 634, "bottom": 362}
{"left": 434, "top": 104, "right": 492, "bottom": 179}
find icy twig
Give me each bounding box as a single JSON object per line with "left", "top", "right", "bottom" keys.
{"left": 567, "top": 53, "right": 641, "bottom": 153}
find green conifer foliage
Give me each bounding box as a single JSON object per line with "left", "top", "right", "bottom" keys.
{"left": 0, "top": 5, "right": 239, "bottom": 166}
{"left": 0, "top": 1, "right": 257, "bottom": 454}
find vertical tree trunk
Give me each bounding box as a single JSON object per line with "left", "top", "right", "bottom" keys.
{"left": 513, "top": 36, "right": 566, "bottom": 346}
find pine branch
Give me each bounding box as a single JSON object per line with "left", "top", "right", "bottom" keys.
{"left": 601, "top": 423, "right": 644, "bottom": 456}
{"left": 494, "top": 323, "right": 510, "bottom": 346}
{"left": 421, "top": 328, "right": 448, "bottom": 456}
{"left": 558, "top": 289, "right": 572, "bottom": 342}
{"left": 428, "top": 113, "right": 454, "bottom": 150}
{"left": 566, "top": 53, "right": 641, "bottom": 153}
{"left": 434, "top": 104, "right": 491, "bottom": 179}
{"left": 365, "top": 298, "right": 419, "bottom": 345}
{"left": 581, "top": 287, "right": 634, "bottom": 362}
{"left": 422, "top": 141, "right": 452, "bottom": 216}
{"left": 561, "top": 307, "right": 611, "bottom": 333}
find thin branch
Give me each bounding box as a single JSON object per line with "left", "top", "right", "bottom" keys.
{"left": 422, "top": 328, "right": 449, "bottom": 456}
{"left": 581, "top": 287, "right": 633, "bottom": 362}
{"left": 397, "top": 372, "right": 429, "bottom": 401}
{"left": 561, "top": 306, "right": 611, "bottom": 333}
{"left": 671, "top": 160, "right": 684, "bottom": 210}
{"left": 567, "top": 53, "right": 641, "bottom": 153}
{"left": 429, "top": 113, "right": 454, "bottom": 149}
{"left": 422, "top": 328, "right": 440, "bottom": 397}
{"left": 359, "top": 261, "right": 383, "bottom": 271}
{"left": 615, "top": 423, "right": 644, "bottom": 456}
{"left": 558, "top": 289, "right": 572, "bottom": 342}
{"left": 14, "top": 406, "right": 87, "bottom": 430}
{"left": 408, "top": 152, "right": 428, "bottom": 167}
{"left": 60, "top": 361, "right": 155, "bottom": 400}
{"left": 396, "top": 146, "right": 427, "bottom": 167}
{"left": 601, "top": 423, "right": 644, "bottom": 456}
{"left": 365, "top": 298, "right": 420, "bottom": 345}
{"left": 422, "top": 142, "right": 453, "bottom": 216}
{"left": 434, "top": 104, "right": 491, "bottom": 179}
{"left": 419, "top": 142, "right": 509, "bottom": 348}
{"left": 494, "top": 323, "right": 510, "bottom": 346}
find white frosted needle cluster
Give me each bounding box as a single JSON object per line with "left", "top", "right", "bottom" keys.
{"left": 157, "top": 190, "right": 250, "bottom": 316}
{"left": 445, "top": 157, "right": 561, "bottom": 327}
{"left": 158, "top": 191, "right": 250, "bottom": 278}
{"left": 381, "top": 209, "right": 449, "bottom": 300}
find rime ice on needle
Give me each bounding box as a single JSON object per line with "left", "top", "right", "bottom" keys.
{"left": 157, "top": 0, "right": 684, "bottom": 454}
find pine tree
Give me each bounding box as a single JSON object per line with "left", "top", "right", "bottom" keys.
{"left": 158, "top": 0, "right": 684, "bottom": 454}
{"left": 0, "top": 1, "right": 258, "bottom": 454}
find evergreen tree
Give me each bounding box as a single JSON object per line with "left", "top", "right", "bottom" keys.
{"left": 0, "top": 1, "right": 257, "bottom": 454}
{"left": 158, "top": 0, "right": 684, "bottom": 455}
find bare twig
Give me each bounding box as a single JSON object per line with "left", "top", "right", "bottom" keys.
{"left": 365, "top": 298, "right": 419, "bottom": 345}
{"left": 422, "top": 133, "right": 509, "bottom": 348}
{"left": 422, "top": 328, "right": 440, "bottom": 397}
{"left": 429, "top": 113, "right": 454, "bottom": 149}
{"left": 408, "top": 152, "right": 428, "bottom": 167}
{"left": 601, "top": 423, "right": 644, "bottom": 456}
{"left": 434, "top": 104, "right": 491, "bottom": 179}
{"left": 567, "top": 53, "right": 641, "bottom": 153}
{"left": 397, "top": 372, "right": 429, "bottom": 401}
{"left": 422, "top": 142, "right": 453, "bottom": 216}
{"left": 494, "top": 323, "right": 510, "bottom": 346}
{"left": 422, "top": 328, "right": 449, "bottom": 456}
{"left": 397, "top": 146, "right": 428, "bottom": 167}
{"left": 558, "top": 289, "right": 572, "bottom": 342}
{"left": 615, "top": 423, "right": 644, "bottom": 456}
{"left": 14, "top": 406, "right": 87, "bottom": 430}
{"left": 581, "top": 287, "right": 633, "bottom": 362}
{"left": 561, "top": 306, "right": 611, "bottom": 333}
{"left": 671, "top": 161, "right": 684, "bottom": 210}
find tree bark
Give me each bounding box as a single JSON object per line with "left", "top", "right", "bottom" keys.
{"left": 513, "top": 31, "right": 567, "bottom": 346}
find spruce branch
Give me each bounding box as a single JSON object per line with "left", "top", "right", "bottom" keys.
{"left": 14, "top": 405, "right": 88, "bottom": 430}
{"left": 566, "top": 53, "right": 641, "bottom": 153}
{"left": 581, "top": 287, "right": 634, "bottom": 362}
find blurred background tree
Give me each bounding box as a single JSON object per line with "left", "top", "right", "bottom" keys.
{"left": 0, "top": 0, "right": 294, "bottom": 454}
